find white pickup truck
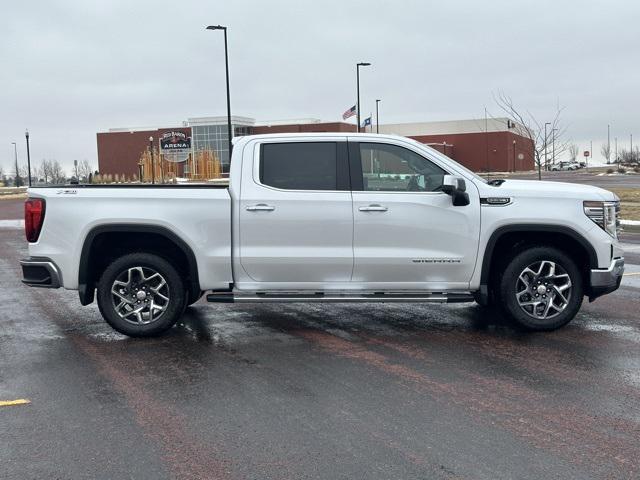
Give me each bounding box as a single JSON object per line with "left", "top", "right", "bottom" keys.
{"left": 21, "top": 133, "right": 624, "bottom": 337}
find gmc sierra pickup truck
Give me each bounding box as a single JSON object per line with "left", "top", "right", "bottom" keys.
{"left": 21, "top": 133, "right": 624, "bottom": 337}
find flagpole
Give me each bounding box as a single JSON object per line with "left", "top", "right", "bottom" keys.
{"left": 356, "top": 62, "right": 371, "bottom": 133}
{"left": 356, "top": 65, "right": 361, "bottom": 132}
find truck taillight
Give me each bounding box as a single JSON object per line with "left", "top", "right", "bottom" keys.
{"left": 25, "top": 198, "right": 46, "bottom": 243}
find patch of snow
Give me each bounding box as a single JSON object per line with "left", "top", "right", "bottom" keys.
{"left": 0, "top": 219, "right": 24, "bottom": 229}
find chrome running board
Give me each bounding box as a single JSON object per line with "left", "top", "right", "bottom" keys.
{"left": 207, "top": 291, "right": 474, "bottom": 304}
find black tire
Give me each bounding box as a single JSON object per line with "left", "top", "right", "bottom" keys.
{"left": 499, "top": 246, "right": 583, "bottom": 331}
{"left": 96, "top": 253, "right": 186, "bottom": 337}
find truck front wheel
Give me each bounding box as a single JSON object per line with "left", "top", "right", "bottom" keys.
{"left": 499, "top": 246, "right": 583, "bottom": 330}
{"left": 96, "top": 253, "right": 186, "bottom": 337}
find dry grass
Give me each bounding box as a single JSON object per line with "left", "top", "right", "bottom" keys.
{"left": 0, "top": 193, "right": 27, "bottom": 200}
{"left": 608, "top": 188, "right": 640, "bottom": 220}
{"left": 610, "top": 188, "right": 640, "bottom": 203}
{"left": 620, "top": 204, "right": 640, "bottom": 221}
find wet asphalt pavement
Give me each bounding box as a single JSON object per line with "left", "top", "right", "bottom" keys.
{"left": 1, "top": 198, "right": 640, "bottom": 480}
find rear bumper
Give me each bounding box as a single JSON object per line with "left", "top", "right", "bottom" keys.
{"left": 20, "top": 257, "right": 62, "bottom": 288}
{"left": 589, "top": 258, "right": 624, "bottom": 301}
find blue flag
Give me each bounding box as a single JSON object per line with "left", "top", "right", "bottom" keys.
{"left": 362, "top": 116, "right": 372, "bottom": 128}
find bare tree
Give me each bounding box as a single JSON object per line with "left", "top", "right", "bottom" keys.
{"left": 568, "top": 144, "right": 579, "bottom": 162}
{"left": 49, "top": 160, "right": 66, "bottom": 184}
{"left": 77, "top": 160, "right": 93, "bottom": 181}
{"left": 18, "top": 165, "right": 29, "bottom": 186}
{"left": 38, "top": 159, "right": 52, "bottom": 184}
{"left": 493, "top": 92, "right": 569, "bottom": 179}
{"left": 600, "top": 143, "right": 611, "bottom": 164}
{"left": 619, "top": 147, "right": 640, "bottom": 165}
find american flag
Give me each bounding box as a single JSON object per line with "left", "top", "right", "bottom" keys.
{"left": 342, "top": 105, "right": 356, "bottom": 120}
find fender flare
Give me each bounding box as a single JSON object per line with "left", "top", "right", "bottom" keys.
{"left": 477, "top": 224, "right": 598, "bottom": 305}
{"left": 78, "top": 224, "right": 200, "bottom": 306}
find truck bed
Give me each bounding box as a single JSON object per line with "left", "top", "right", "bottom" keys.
{"left": 27, "top": 185, "right": 233, "bottom": 291}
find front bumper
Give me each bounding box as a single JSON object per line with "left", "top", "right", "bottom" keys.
{"left": 20, "top": 257, "right": 62, "bottom": 288}
{"left": 589, "top": 258, "right": 624, "bottom": 301}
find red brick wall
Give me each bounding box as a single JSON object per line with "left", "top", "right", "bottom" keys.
{"left": 97, "top": 127, "right": 192, "bottom": 177}
{"left": 409, "top": 131, "right": 534, "bottom": 172}
{"left": 252, "top": 122, "right": 357, "bottom": 134}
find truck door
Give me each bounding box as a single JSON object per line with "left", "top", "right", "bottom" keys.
{"left": 238, "top": 139, "right": 353, "bottom": 286}
{"left": 349, "top": 139, "right": 480, "bottom": 290}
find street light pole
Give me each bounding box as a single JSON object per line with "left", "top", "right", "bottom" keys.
{"left": 513, "top": 140, "right": 517, "bottom": 172}
{"left": 356, "top": 62, "right": 371, "bottom": 133}
{"left": 607, "top": 124, "right": 611, "bottom": 164}
{"left": 551, "top": 128, "right": 557, "bottom": 167}
{"left": 206, "top": 25, "right": 233, "bottom": 163}
{"left": 25, "top": 130, "right": 32, "bottom": 186}
{"left": 149, "top": 136, "right": 155, "bottom": 185}
{"left": 544, "top": 122, "right": 551, "bottom": 172}
{"left": 375, "top": 99, "right": 381, "bottom": 134}
{"left": 11, "top": 142, "right": 19, "bottom": 187}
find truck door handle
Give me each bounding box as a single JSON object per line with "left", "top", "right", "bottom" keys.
{"left": 359, "top": 204, "right": 388, "bottom": 212}
{"left": 246, "top": 204, "right": 275, "bottom": 211}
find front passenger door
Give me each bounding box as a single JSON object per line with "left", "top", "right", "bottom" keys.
{"left": 350, "top": 140, "right": 480, "bottom": 290}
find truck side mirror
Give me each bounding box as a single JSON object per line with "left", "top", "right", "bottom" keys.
{"left": 440, "top": 175, "right": 470, "bottom": 206}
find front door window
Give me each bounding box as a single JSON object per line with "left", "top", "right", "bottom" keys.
{"left": 359, "top": 142, "right": 447, "bottom": 192}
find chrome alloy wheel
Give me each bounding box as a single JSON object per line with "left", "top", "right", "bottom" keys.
{"left": 111, "top": 267, "right": 170, "bottom": 325}
{"left": 515, "top": 260, "right": 572, "bottom": 320}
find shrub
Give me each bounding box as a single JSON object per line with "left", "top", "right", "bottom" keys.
{"left": 618, "top": 168, "right": 626, "bottom": 174}
{"left": 634, "top": 167, "right": 640, "bottom": 173}
{"left": 606, "top": 168, "right": 614, "bottom": 174}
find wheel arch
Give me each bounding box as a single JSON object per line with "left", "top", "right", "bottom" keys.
{"left": 78, "top": 224, "right": 200, "bottom": 306}
{"left": 477, "top": 224, "right": 598, "bottom": 305}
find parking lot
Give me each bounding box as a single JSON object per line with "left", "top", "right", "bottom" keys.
{"left": 1, "top": 197, "right": 639, "bottom": 480}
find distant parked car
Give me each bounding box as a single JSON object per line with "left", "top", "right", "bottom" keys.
{"left": 551, "top": 161, "right": 579, "bottom": 171}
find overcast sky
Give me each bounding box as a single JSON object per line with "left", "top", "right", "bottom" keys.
{"left": 1, "top": 0, "right": 639, "bottom": 174}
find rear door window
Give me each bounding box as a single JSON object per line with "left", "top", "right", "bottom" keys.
{"left": 260, "top": 142, "right": 338, "bottom": 190}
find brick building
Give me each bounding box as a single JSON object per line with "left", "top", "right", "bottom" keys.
{"left": 96, "top": 116, "right": 534, "bottom": 177}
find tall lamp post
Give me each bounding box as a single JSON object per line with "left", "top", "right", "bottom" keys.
{"left": 375, "top": 99, "right": 381, "bottom": 134}
{"left": 149, "top": 136, "right": 155, "bottom": 185}
{"left": 512, "top": 140, "right": 517, "bottom": 172}
{"left": 11, "top": 142, "right": 20, "bottom": 187}
{"left": 551, "top": 127, "right": 557, "bottom": 167}
{"left": 543, "top": 122, "right": 551, "bottom": 172}
{"left": 25, "top": 130, "right": 32, "bottom": 186}
{"left": 356, "top": 62, "right": 371, "bottom": 133}
{"left": 206, "top": 25, "right": 233, "bottom": 163}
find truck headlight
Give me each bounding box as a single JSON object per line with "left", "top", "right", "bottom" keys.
{"left": 583, "top": 201, "right": 620, "bottom": 238}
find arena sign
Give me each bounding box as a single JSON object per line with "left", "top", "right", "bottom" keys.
{"left": 160, "top": 131, "right": 191, "bottom": 163}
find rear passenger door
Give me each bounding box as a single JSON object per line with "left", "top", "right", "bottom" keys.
{"left": 238, "top": 139, "right": 353, "bottom": 287}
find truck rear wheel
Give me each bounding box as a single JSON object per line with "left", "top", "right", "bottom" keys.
{"left": 96, "top": 253, "right": 186, "bottom": 337}
{"left": 499, "top": 246, "right": 583, "bottom": 330}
